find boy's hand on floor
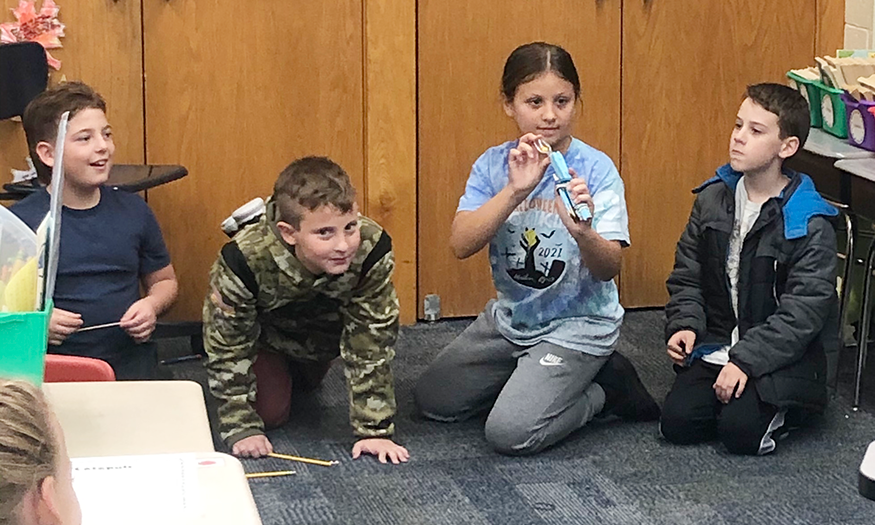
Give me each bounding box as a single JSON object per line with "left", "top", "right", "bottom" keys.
{"left": 713, "top": 362, "right": 748, "bottom": 404}
{"left": 120, "top": 298, "right": 158, "bottom": 343}
{"left": 352, "top": 438, "right": 410, "bottom": 465}
{"left": 49, "top": 308, "right": 83, "bottom": 345}
{"left": 666, "top": 330, "right": 695, "bottom": 366}
{"left": 232, "top": 435, "right": 273, "bottom": 458}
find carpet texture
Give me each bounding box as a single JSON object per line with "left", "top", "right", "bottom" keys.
{"left": 158, "top": 310, "right": 875, "bottom": 524}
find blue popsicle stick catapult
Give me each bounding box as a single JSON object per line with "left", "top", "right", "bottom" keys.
{"left": 535, "top": 139, "right": 591, "bottom": 222}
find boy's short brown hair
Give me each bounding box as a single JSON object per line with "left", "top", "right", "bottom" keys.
{"left": 745, "top": 83, "right": 810, "bottom": 155}
{"left": 273, "top": 156, "right": 357, "bottom": 228}
{"left": 22, "top": 81, "right": 107, "bottom": 183}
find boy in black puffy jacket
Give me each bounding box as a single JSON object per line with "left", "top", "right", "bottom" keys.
{"left": 661, "top": 83, "right": 839, "bottom": 455}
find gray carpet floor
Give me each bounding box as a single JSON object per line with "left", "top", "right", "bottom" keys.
{"left": 158, "top": 310, "right": 875, "bottom": 524}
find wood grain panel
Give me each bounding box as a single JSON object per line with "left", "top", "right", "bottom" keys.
{"left": 621, "top": 0, "right": 817, "bottom": 307}
{"left": 144, "top": 0, "right": 364, "bottom": 321}
{"left": 364, "top": 1, "right": 417, "bottom": 324}
{"left": 816, "top": 0, "right": 845, "bottom": 57}
{"left": 0, "top": 120, "right": 27, "bottom": 186}
{"left": 0, "top": 0, "right": 144, "bottom": 183}
{"left": 418, "top": 0, "right": 621, "bottom": 318}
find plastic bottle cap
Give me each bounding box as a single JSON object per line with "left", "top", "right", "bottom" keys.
{"left": 220, "top": 217, "right": 239, "bottom": 235}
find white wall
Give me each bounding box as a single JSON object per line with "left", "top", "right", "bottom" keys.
{"left": 847, "top": 0, "right": 875, "bottom": 48}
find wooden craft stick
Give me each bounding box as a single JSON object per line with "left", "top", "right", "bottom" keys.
{"left": 267, "top": 452, "right": 339, "bottom": 467}
{"left": 245, "top": 470, "right": 295, "bottom": 479}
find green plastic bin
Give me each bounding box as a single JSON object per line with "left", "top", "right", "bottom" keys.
{"left": 787, "top": 71, "right": 822, "bottom": 127}
{"left": 818, "top": 82, "right": 849, "bottom": 138}
{"left": 0, "top": 301, "right": 52, "bottom": 386}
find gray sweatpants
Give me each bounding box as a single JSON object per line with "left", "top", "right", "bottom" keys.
{"left": 414, "top": 305, "right": 609, "bottom": 455}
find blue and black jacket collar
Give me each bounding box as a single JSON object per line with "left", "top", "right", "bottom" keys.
{"left": 693, "top": 163, "right": 838, "bottom": 240}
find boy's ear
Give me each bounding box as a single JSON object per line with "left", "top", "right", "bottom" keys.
{"left": 35, "top": 141, "right": 55, "bottom": 168}
{"left": 503, "top": 99, "right": 515, "bottom": 118}
{"left": 779, "top": 136, "right": 800, "bottom": 159}
{"left": 275, "top": 221, "right": 298, "bottom": 246}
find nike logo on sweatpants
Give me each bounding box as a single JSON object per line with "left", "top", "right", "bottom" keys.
{"left": 539, "top": 353, "right": 564, "bottom": 366}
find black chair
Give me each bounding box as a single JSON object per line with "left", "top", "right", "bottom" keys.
{"left": 0, "top": 44, "right": 188, "bottom": 199}
{"left": 0, "top": 41, "right": 48, "bottom": 120}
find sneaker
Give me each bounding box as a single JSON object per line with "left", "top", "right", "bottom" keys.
{"left": 594, "top": 351, "right": 661, "bottom": 421}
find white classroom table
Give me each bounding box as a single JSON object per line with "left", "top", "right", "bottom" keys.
{"left": 44, "top": 381, "right": 262, "bottom": 524}
{"left": 835, "top": 157, "right": 875, "bottom": 183}
{"left": 43, "top": 380, "right": 214, "bottom": 458}
{"left": 185, "top": 453, "right": 263, "bottom": 525}
{"left": 804, "top": 128, "right": 875, "bottom": 159}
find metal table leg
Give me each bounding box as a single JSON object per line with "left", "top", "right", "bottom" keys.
{"left": 835, "top": 206, "right": 855, "bottom": 393}
{"left": 855, "top": 234, "right": 875, "bottom": 409}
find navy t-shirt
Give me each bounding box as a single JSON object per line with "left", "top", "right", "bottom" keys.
{"left": 11, "top": 187, "right": 171, "bottom": 362}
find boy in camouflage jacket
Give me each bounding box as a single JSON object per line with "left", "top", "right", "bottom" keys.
{"left": 203, "top": 157, "right": 409, "bottom": 464}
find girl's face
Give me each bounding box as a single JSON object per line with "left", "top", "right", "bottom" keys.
{"left": 504, "top": 71, "right": 577, "bottom": 152}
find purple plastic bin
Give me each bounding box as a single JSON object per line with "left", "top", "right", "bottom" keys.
{"left": 843, "top": 93, "right": 875, "bottom": 151}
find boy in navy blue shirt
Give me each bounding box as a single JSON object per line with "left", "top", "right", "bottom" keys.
{"left": 12, "top": 82, "right": 178, "bottom": 379}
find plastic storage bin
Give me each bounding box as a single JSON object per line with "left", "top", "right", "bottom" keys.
{"left": 843, "top": 94, "right": 875, "bottom": 151}
{"left": 819, "top": 83, "right": 849, "bottom": 138}
{"left": 0, "top": 300, "right": 52, "bottom": 385}
{"left": 0, "top": 205, "right": 38, "bottom": 312}
{"left": 787, "top": 71, "right": 823, "bottom": 127}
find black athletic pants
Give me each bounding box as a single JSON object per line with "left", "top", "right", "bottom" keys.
{"left": 660, "top": 360, "right": 786, "bottom": 455}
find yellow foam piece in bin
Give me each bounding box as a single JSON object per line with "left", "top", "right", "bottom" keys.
{"left": 3, "top": 257, "right": 38, "bottom": 312}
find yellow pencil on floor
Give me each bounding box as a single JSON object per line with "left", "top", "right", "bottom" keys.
{"left": 245, "top": 470, "right": 295, "bottom": 479}
{"left": 268, "top": 452, "right": 339, "bottom": 467}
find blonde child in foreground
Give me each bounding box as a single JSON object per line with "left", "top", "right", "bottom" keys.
{"left": 0, "top": 379, "right": 81, "bottom": 525}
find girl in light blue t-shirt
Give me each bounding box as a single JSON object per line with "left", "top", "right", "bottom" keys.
{"left": 415, "top": 42, "right": 660, "bottom": 456}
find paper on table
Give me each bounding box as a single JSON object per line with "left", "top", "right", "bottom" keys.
{"left": 72, "top": 454, "right": 201, "bottom": 525}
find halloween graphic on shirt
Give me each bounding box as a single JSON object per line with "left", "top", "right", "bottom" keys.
{"left": 505, "top": 225, "right": 566, "bottom": 289}
{"left": 459, "top": 138, "right": 630, "bottom": 350}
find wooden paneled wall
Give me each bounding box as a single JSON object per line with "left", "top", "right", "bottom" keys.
{"left": 417, "top": 0, "right": 621, "bottom": 318}
{"left": 619, "top": 0, "right": 843, "bottom": 308}
{"left": 0, "top": 0, "right": 417, "bottom": 324}
{"left": 0, "top": 0, "right": 846, "bottom": 322}
{"left": 143, "top": 1, "right": 367, "bottom": 323}
{"left": 364, "top": 1, "right": 417, "bottom": 323}
{"left": 817, "top": 0, "right": 846, "bottom": 57}
{"left": 0, "top": 0, "right": 144, "bottom": 179}
{"left": 141, "top": 1, "right": 416, "bottom": 324}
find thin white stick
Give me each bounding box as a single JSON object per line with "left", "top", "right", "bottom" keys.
{"left": 78, "top": 321, "right": 122, "bottom": 333}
